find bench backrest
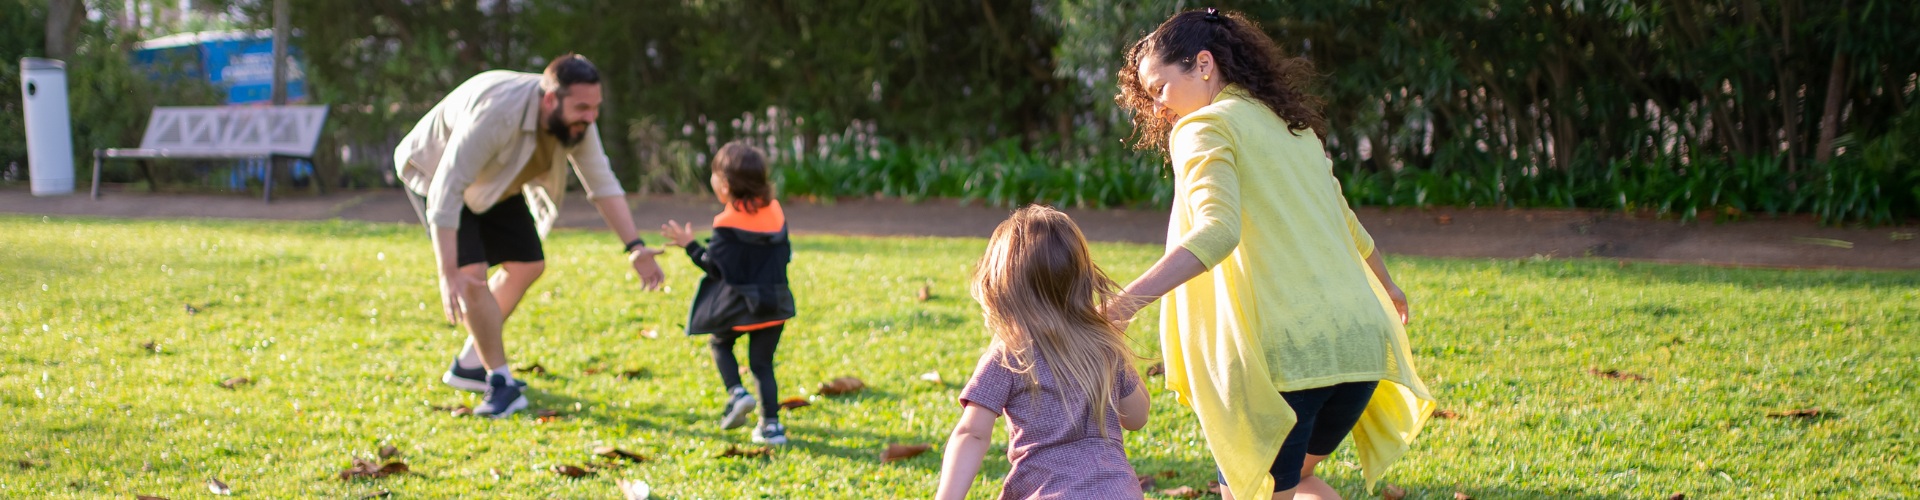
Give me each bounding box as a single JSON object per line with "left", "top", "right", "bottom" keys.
{"left": 138, "top": 105, "right": 329, "bottom": 157}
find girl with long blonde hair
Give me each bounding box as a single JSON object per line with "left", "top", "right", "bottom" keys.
{"left": 934, "top": 205, "right": 1151, "bottom": 500}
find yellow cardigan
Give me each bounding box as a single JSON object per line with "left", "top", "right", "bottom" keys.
{"left": 1158, "top": 85, "right": 1436, "bottom": 496}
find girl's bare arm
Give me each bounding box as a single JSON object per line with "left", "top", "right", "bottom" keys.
{"left": 1118, "top": 375, "right": 1151, "bottom": 431}
{"left": 934, "top": 403, "right": 999, "bottom": 500}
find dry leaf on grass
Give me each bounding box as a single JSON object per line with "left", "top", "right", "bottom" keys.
{"left": 206, "top": 477, "right": 231, "bottom": 495}
{"left": 640, "top": 328, "right": 660, "bottom": 339}
{"left": 1454, "top": 492, "right": 1473, "bottom": 500}
{"left": 449, "top": 407, "right": 473, "bottom": 417}
{"left": 1144, "top": 363, "right": 1165, "bottom": 377}
{"left": 139, "top": 340, "right": 159, "bottom": 353}
{"left": 917, "top": 285, "right": 932, "bottom": 302}
{"left": 184, "top": 303, "right": 198, "bottom": 315}
{"left": 616, "top": 478, "right": 653, "bottom": 500}
{"left": 358, "top": 490, "right": 391, "bottom": 499}
{"left": 378, "top": 445, "right": 399, "bottom": 459}
{"left": 552, "top": 464, "right": 591, "bottom": 478}
{"left": 1767, "top": 409, "right": 1828, "bottom": 419}
{"left": 135, "top": 496, "right": 170, "bottom": 500}
{"left": 618, "top": 368, "right": 650, "bottom": 380}
{"left": 584, "top": 367, "right": 604, "bottom": 375}
{"left": 1158, "top": 471, "right": 1178, "bottom": 479}
{"left": 919, "top": 371, "right": 943, "bottom": 384}
{"left": 219, "top": 377, "right": 250, "bottom": 389}
{"left": 1431, "top": 409, "right": 1459, "bottom": 419}
{"left": 818, "top": 376, "right": 867, "bottom": 395}
{"left": 15, "top": 459, "right": 35, "bottom": 470}
{"left": 1588, "top": 368, "right": 1649, "bottom": 382}
{"left": 1667, "top": 495, "right": 1686, "bottom": 500}
{"left": 779, "top": 397, "right": 811, "bottom": 410}
{"left": 718, "top": 445, "right": 774, "bottom": 459}
{"left": 338, "top": 459, "right": 409, "bottom": 480}
{"left": 1160, "top": 486, "right": 1201, "bottom": 498}
{"left": 1380, "top": 484, "right": 1407, "bottom": 500}
{"left": 515, "top": 363, "right": 549, "bottom": 376}
{"left": 533, "top": 409, "right": 562, "bottom": 418}
{"left": 593, "top": 446, "right": 650, "bottom": 462}
{"left": 880, "top": 443, "right": 932, "bottom": 462}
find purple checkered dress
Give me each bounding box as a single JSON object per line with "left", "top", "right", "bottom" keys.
{"left": 959, "top": 345, "right": 1145, "bottom": 500}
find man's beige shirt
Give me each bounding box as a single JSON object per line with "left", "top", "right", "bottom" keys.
{"left": 394, "top": 70, "right": 625, "bottom": 237}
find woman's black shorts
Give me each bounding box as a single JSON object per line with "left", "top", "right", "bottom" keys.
{"left": 1219, "top": 380, "right": 1380, "bottom": 493}
{"left": 454, "top": 195, "right": 545, "bottom": 267}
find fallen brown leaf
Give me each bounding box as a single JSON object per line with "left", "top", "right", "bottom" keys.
{"left": 880, "top": 443, "right": 932, "bottom": 462}
{"left": 449, "top": 407, "right": 473, "bottom": 417}
{"left": 139, "top": 340, "right": 159, "bottom": 353}
{"left": 1158, "top": 470, "right": 1177, "bottom": 479}
{"left": 1144, "top": 363, "right": 1165, "bottom": 377}
{"left": 718, "top": 445, "right": 774, "bottom": 459}
{"left": 1431, "top": 409, "right": 1459, "bottom": 419}
{"left": 338, "top": 459, "right": 410, "bottom": 480}
{"left": 618, "top": 368, "right": 650, "bottom": 380}
{"left": 779, "top": 397, "right": 811, "bottom": 410}
{"left": 593, "top": 446, "right": 650, "bottom": 462}
{"left": 15, "top": 459, "right": 34, "bottom": 470}
{"left": 818, "top": 376, "right": 867, "bottom": 396}
{"left": 1381, "top": 484, "right": 1407, "bottom": 500}
{"left": 916, "top": 285, "right": 931, "bottom": 302}
{"left": 1667, "top": 495, "right": 1686, "bottom": 500}
{"left": 1767, "top": 409, "right": 1826, "bottom": 419}
{"left": 358, "top": 490, "right": 391, "bottom": 499}
{"left": 1587, "top": 368, "right": 1649, "bottom": 382}
{"left": 135, "top": 495, "right": 170, "bottom": 500}
{"left": 378, "top": 445, "right": 399, "bottom": 459}
{"left": 552, "top": 464, "right": 591, "bottom": 478}
{"left": 1137, "top": 473, "right": 1156, "bottom": 490}
{"left": 1161, "top": 485, "right": 1202, "bottom": 498}
{"left": 515, "top": 363, "right": 549, "bottom": 376}
{"left": 1434, "top": 215, "right": 1454, "bottom": 225}
{"left": 185, "top": 303, "right": 198, "bottom": 315}
{"left": 1454, "top": 492, "right": 1473, "bottom": 500}
{"left": 489, "top": 468, "right": 504, "bottom": 479}
{"left": 640, "top": 328, "right": 660, "bottom": 339}
{"left": 219, "top": 377, "right": 251, "bottom": 389}
{"left": 206, "top": 477, "right": 231, "bottom": 495}
{"left": 533, "top": 409, "right": 562, "bottom": 418}
{"left": 584, "top": 367, "right": 604, "bottom": 375}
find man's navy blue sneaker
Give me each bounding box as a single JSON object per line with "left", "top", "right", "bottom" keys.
{"left": 473, "top": 373, "right": 528, "bottom": 419}
{"left": 718, "top": 389, "right": 756, "bottom": 430}
{"left": 442, "top": 356, "right": 491, "bottom": 392}
{"left": 752, "top": 421, "right": 788, "bottom": 445}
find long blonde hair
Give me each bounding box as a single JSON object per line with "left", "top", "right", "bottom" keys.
{"left": 971, "top": 205, "right": 1137, "bottom": 435}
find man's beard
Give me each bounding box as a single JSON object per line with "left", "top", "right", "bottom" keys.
{"left": 546, "top": 103, "right": 589, "bottom": 147}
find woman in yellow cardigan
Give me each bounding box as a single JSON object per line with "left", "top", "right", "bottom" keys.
{"left": 1102, "top": 9, "right": 1437, "bottom": 500}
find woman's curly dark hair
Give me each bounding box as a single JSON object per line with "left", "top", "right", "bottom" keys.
{"left": 1116, "top": 9, "right": 1326, "bottom": 154}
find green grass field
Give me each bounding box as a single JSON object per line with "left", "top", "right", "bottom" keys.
{"left": 3, "top": 215, "right": 1917, "bottom": 499}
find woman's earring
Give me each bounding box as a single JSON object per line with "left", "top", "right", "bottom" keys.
{"left": 1203, "top": 74, "right": 1210, "bottom": 81}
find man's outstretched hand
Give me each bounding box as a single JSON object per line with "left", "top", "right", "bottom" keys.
{"left": 629, "top": 246, "right": 666, "bottom": 291}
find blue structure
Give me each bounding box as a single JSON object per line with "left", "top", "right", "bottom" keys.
{"left": 132, "top": 30, "right": 308, "bottom": 105}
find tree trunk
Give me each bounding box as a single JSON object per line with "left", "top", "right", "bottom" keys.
{"left": 44, "top": 0, "right": 86, "bottom": 59}
{"left": 1815, "top": 53, "right": 1849, "bottom": 164}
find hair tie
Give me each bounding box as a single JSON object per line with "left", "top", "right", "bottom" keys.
{"left": 1204, "top": 8, "right": 1223, "bottom": 22}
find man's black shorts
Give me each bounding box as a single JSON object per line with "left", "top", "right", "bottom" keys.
{"left": 455, "top": 195, "right": 545, "bottom": 267}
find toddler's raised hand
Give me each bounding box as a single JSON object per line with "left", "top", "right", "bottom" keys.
{"left": 661, "top": 220, "right": 696, "bottom": 247}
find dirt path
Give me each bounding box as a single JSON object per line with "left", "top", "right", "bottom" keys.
{"left": 5, "top": 188, "right": 1915, "bottom": 270}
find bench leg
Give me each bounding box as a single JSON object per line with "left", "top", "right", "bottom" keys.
{"left": 90, "top": 152, "right": 102, "bottom": 199}
{"left": 263, "top": 157, "right": 275, "bottom": 203}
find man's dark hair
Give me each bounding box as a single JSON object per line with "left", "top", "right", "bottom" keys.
{"left": 541, "top": 53, "right": 600, "bottom": 97}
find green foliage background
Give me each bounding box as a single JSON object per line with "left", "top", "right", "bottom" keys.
{"left": 2, "top": 0, "right": 1918, "bottom": 221}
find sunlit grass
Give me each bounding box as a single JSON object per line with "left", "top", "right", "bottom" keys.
{"left": 2, "top": 215, "right": 1915, "bottom": 498}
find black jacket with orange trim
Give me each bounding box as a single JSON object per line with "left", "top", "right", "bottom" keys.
{"left": 682, "top": 224, "right": 795, "bottom": 335}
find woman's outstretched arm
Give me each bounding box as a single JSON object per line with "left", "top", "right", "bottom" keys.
{"left": 933, "top": 403, "right": 1000, "bottom": 500}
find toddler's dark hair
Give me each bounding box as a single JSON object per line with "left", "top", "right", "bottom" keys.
{"left": 714, "top": 141, "right": 773, "bottom": 214}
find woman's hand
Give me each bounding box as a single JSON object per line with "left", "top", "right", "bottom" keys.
{"left": 660, "top": 221, "right": 696, "bottom": 247}
{"left": 1384, "top": 282, "right": 1409, "bottom": 325}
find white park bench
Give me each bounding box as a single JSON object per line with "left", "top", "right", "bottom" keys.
{"left": 91, "top": 105, "right": 329, "bottom": 202}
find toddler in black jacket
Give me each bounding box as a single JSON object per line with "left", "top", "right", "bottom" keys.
{"left": 662, "top": 141, "right": 796, "bottom": 444}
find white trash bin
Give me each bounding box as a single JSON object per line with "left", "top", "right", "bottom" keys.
{"left": 21, "top": 57, "right": 75, "bottom": 196}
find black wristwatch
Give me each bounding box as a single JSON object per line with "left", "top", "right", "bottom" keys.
{"left": 623, "top": 237, "right": 647, "bottom": 253}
